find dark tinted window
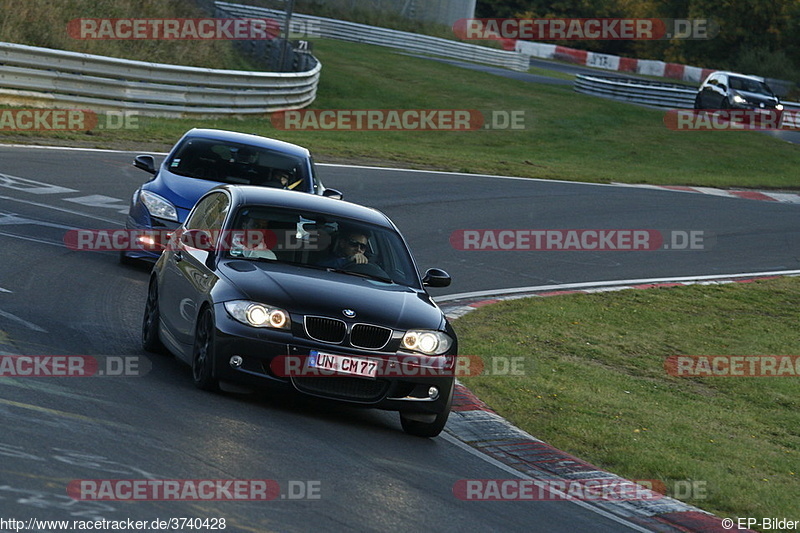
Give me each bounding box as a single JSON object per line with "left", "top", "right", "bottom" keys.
{"left": 167, "top": 138, "right": 309, "bottom": 190}
{"left": 729, "top": 77, "right": 773, "bottom": 95}
{"left": 225, "top": 206, "right": 421, "bottom": 288}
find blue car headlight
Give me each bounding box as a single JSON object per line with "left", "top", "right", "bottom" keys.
{"left": 140, "top": 190, "right": 178, "bottom": 222}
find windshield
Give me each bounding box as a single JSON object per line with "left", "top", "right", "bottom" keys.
{"left": 166, "top": 138, "right": 309, "bottom": 190}
{"left": 225, "top": 206, "right": 421, "bottom": 288}
{"left": 729, "top": 77, "right": 774, "bottom": 96}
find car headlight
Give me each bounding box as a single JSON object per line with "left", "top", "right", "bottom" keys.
{"left": 731, "top": 94, "right": 748, "bottom": 105}
{"left": 140, "top": 190, "right": 178, "bottom": 222}
{"left": 402, "top": 330, "right": 453, "bottom": 355}
{"left": 776, "top": 104, "right": 784, "bottom": 111}
{"left": 224, "top": 301, "right": 291, "bottom": 329}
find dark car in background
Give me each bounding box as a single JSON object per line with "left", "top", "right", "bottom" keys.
{"left": 122, "top": 128, "right": 341, "bottom": 263}
{"left": 694, "top": 71, "right": 784, "bottom": 115}
{"left": 142, "top": 185, "right": 457, "bottom": 437}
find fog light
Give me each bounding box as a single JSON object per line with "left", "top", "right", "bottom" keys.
{"left": 428, "top": 386, "right": 439, "bottom": 400}
{"left": 230, "top": 355, "right": 243, "bottom": 368}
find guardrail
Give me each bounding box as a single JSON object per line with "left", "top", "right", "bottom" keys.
{"left": 0, "top": 41, "right": 321, "bottom": 116}
{"left": 575, "top": 74, "right": 800, "bottom": 110}
{"left": 574, "top": 75, "right": 696, "bottom": 108}
{"left": 215, "top": 1, "right": 529, "bottom": 72}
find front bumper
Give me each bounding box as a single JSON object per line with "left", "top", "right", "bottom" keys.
{"left": 210, "top": 303, "right": 456, "bottom": 416}
{"left": 123, "top": 206, "right": 181, "bottom": 262}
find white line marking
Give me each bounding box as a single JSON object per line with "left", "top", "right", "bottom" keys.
{"left": 440, "top": 432, "right": 655, "bottom": 532}
{"left": 0, "top": 173, "right": 78, "bottom": 195}
{"left": 436, "top": 269, "right": 800, "bottom": 302}
{"left": 0, "top": 212, "right": 77, "bottom": 230}
{"left": 0, "top": 143, "right": 168, "bottom": 155}
{"left": 0, "top": 195, "right": 122, "bottom": 225}
{"left": 0, "top": 287, "right": 11, "bottom": 293}
{"left": 0, "top": 309, "right": 47, "bottom": 333}
{"left": 4, "top": 144, "right": 800, "bottom": 204}
{"left": 64, "top": 194, "right": 128, "bottom": 211}
{"left": 0, "top": 230, "right": 68, "bottom": 248}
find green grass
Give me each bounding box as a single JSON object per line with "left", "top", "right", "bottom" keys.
{"left": 456, "top": 277, "right": 800, "bottom": 526}
{"left": 2, "top": 38, "right": 798, "bottom": 188}
{"left": 1, "top": 2, "right": 799, "bottom": 188}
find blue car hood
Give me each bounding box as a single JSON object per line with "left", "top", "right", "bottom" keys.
{"left": 153, "top": 170, "right": 221, "bottom": 213}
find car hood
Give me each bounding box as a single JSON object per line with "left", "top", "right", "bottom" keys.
{"left": 218, "top": 261, "right": 445, "bottom": 331}
{"left": 152, "top": 170, "right": 221, "bottom": 211}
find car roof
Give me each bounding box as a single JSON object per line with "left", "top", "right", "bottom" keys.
{"left": 218, "top": 185, "right": 395, "bottom": 229}
{"left": 181, "top": 128, "right": 311, "bottom": 158}
{"left": 710, "top": 71, "right": 767, "bottom": 83}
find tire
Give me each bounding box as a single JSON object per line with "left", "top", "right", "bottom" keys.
{"left": 142, "top": 279, "right": 165, "bottom": 353}
{"left": 120, "top": 250, "right": 137, "bottom": 266}
{"left": 400, "top": 384, "right": 454, "bottom": 438}
{"left": 192, "top": 308, "right": 220, "bottom": 391}
{"left": 693, "top": 95, "right": 703, "bottom": 110}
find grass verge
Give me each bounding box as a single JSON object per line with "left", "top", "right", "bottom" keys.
{"left": 455, "top": 277, "right": 800, "bottom": 526}
{"left": 0, "top": 19, "right": 799, "bottom": 187}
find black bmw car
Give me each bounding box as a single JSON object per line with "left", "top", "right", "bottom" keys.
{"left": 142, "top": 185, "right": 457, "bottom": 437}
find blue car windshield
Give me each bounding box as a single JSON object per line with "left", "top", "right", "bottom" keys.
{"left": 167, "top": 138, "right": 309, "bottom": 190}
{"left": 225, "top": 206, "right": 422, "bottom": 289}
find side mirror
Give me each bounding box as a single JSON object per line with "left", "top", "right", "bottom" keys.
{"left": 133, "top": 155, "right": 157, "bottom": 175}
{"left": 422, "top": 268, "right": 451, "bottom": 288}
{"left": 322, "top": 188, "right": 343, "bottom": 200}
{"left": 180, "top": 229, "right": 214, "bottom": 251}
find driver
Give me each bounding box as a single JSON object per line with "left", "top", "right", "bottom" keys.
{"left": 317, "top": 229, "right": 369, "bottom": 268}
{"left": 239, "top": 213, "right": 276, "bottom": 260}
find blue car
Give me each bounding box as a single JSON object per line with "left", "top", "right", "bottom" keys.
{"left": 121, "top": 128, "right": 341, "bottom": 263}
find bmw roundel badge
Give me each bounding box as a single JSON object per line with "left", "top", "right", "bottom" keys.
{"left": 342, "top": 309, "right": 356, "bottom": 318}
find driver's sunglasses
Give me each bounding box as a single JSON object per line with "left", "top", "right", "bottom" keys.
{"left": 347, "top": 239, "right": 367, "bottom": 251}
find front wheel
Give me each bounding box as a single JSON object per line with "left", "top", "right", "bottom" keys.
{"left": 192, "top": 308, "right": 219, "bottom": 391}
{"left": 400, "top": 385, "right": 454, "bottom": 438}
{"left": 142, "top": 279, "right": 165, "bottom": 353}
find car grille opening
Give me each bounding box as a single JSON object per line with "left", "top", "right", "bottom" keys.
{"left": 292, "top": 377, "right": 390, "bottom": 402}
{"left": 305, "top": 316, "right": 346, "bottom": 344}
{"left": 350, "top": 324, "right": 392, "bottom": 350}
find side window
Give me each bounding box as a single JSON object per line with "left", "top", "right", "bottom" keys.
{"left": 185, "top": 192, "right": 230, "bottom": 242}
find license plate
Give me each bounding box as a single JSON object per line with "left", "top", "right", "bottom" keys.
{"left": 308, "top": 351, "right": 378, "bottom": 379}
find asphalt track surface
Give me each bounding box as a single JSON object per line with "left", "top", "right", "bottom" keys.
{"left": 0, "top": 144, "right": 798, "bottom": 532}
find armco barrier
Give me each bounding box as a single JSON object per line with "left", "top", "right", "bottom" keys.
{"left": 574, "top": 74, "right": 800, "bottom": 111}
{"left": 574, "top": 75, "right": 696, "bottom": 108}
{"left": 0, "top": 41, "right": 320, "bottom": 117}
{"left": 215, "top": 1, "right": 529, "bottom": 72}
